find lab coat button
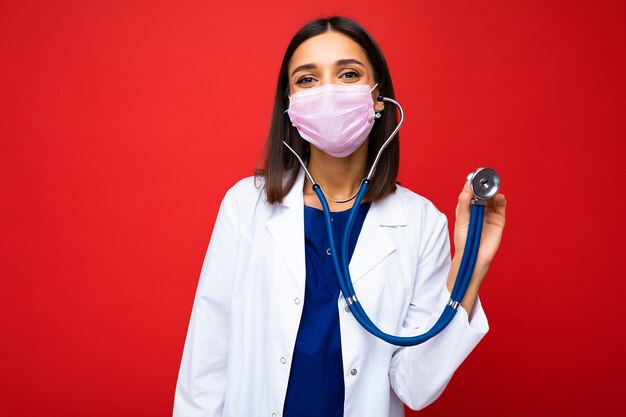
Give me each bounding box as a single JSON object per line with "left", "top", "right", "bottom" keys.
{"left": 272, "top": 414, "right": 277, "bottom": 417}
{"left": 350, "top": 368, "right": 358, "bottom": 376}
{"left": 294, "top": 297, "right": 300, "bottom": 305}
{"left": 345, "top": 305, "right": 350, "bottom": 312}
{"left": 280, "top": 357, "right": 286, "bottom": 364}
{"left": 326, "top": 248, "right": 331, "bottom": 255}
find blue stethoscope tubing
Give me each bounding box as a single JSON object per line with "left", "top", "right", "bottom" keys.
{"left": 314, "top": 182, "right": 485, "bottom": 346}
{"left": 283, "top": 93, "right": 497, "bottom": 347}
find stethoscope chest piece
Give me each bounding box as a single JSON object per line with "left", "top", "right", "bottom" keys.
{"left": 467, "top": 167, "right": 500, "bottom": 204}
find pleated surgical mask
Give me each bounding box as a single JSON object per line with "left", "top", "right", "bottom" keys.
{"left": 286, "top": 83, "right": 378, "bottom": 157}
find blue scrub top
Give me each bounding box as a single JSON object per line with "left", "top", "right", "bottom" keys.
{"left": 283, "top": 202, "right": 371, "bottom": 417}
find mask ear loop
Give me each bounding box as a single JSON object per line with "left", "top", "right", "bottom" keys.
{"left": 371, "top": 83, "right": 383, "bottom": 118}
{"left": 284, "top": 93, "right": 291, "bottom": 114}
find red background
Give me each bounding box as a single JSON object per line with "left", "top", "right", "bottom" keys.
{"left": 1, "top": 1, "right": 624, "bottom": 416}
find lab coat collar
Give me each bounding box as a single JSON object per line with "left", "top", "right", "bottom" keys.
{"left": 349, "top": 182, "right": 405, "bottom": 284}
{"left": 266, "top": 167, "right": 406, "bottom": 293}
{"left": 281, "top": 167, "right": 307, "bottom": 209}
{"left": 279, "top": 168, "right": 407, "bottom": 226}
{"left": 265, "top": 169, "right": 307, "bottom": 293}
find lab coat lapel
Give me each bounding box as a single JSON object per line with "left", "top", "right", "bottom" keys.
{"left": 265, "top": 170, "right": 407, "bottom": 291}
{"left": 265, "top": 170, "right": 306, "bottom": 293}
{"left": 349, "top": 190, "right": 406, "bottom": 285}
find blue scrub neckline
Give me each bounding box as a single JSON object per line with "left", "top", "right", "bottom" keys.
{"left": 304, "top": 202, "right": 370, "bottom": 215}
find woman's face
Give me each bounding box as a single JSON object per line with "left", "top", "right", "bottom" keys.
{"left": 288, "top": 31, "right": 380, "bottom": 104}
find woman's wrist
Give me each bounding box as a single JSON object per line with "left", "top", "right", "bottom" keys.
{"left": 448, "top": 250, "right": 491, "bottom": 293}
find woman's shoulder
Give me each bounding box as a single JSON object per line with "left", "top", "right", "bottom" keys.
{"left": 226, "top": 175, "right": 264, "bottom": 195}
{"left": 221, "top": 175, "right": 266, "bottom": 206}
{"left": 390, "top": 183, "right": 446, "bottom": 220}
{"left": 386, "top": 185, "right": 449, "bottom": 248}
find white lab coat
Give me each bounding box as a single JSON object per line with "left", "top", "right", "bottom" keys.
{"left": 173, "top": 169, "right": 489, "bottom": 417}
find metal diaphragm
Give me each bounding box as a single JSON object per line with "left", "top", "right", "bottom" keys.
{"left": 467, "top": 167, "right": 500, "bottom": 201}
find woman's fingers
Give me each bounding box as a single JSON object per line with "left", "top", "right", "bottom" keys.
{"left": 484, "top": 193, "right": 506, "bottom": 228}
{"left": 495, "top": 193, "right": 507, "bottom": 217}
{"left": 476, "top": 193, "right": 507, "bottom": 265}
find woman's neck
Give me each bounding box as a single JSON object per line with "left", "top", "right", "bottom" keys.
{"left": 303, "top": 143, "right": 368, "bottom": 210}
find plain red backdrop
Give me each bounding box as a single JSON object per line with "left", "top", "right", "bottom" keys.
{"left": 1, "top": 0, "right": 625, "bottom": 416}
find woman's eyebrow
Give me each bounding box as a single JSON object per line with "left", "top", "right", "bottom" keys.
{"left": 290, "top": 59, "right": 365, "bottom": 77}
{"left": 335, "top": 58, "right": 365, "bottom": 68}
{"left": 291, "top": 63, "right": 317, "bottom": 77}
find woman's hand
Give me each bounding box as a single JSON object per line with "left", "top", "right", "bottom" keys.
{"left": 446, "top": 179, "right": 507, "bottom": 316}
{"left": 454, "top": 179, "right": 507, "bottom": 268}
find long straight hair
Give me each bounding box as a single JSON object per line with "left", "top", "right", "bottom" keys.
{"left": 256, "top": 16, "right": 400, "bottom": 204}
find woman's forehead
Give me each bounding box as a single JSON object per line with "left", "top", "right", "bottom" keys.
{"left": 289, "top": 31, "right": 371, "bottom": 73}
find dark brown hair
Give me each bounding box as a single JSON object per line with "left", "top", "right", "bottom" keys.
{"left": 255, "top": 16, "right": 400, "bottom": 204}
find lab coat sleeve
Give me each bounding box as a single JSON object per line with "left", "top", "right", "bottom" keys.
{"left": 388, "top": 208, "right": 489, "bottom": 411}
{"left": 173, "top": 188, "right": 240, "bottom": 417}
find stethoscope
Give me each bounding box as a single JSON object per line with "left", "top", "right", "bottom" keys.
{"left": 283, "top": 93, "right": 500, "bottom": 347}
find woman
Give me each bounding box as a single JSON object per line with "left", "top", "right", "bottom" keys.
{"left": 173, "top": 16, "right": 506, "bottom": 417}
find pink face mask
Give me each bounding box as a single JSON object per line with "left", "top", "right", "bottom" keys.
{"left": 286, "top": 83, "right": 378, "bottom": 158}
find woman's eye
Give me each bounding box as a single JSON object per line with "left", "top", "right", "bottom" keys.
{"left": 340, "top": 70, "right": 360, "bottom": 81}
{"left": 295, "top": 76, "right": 316, "bottom": 85}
